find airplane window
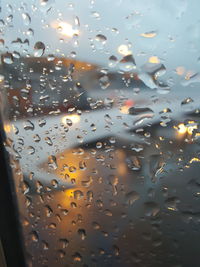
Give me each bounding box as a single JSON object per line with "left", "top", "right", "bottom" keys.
{"left": 1, "top": 1, "right": 200, "bottom": 266}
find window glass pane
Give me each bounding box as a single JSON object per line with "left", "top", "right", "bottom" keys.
{"left": 1, "top": 1, "right": 200, "bottom": 266}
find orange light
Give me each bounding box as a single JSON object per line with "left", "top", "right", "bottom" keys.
{"left": 140, "top": 32, "right": 157, "bottom": 38}
{"left": 148, "top": 56, "right": 160, "bottom": 64}
{"left": 120, "top": 106, "right": 130, "bottom": 114}
{"left": 4, "top": 123, "right": 11, "bottom": 133}
{"left": 176, "top": 66, "right": 185, "bottom": 76}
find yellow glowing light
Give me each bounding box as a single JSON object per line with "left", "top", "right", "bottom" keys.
{"left": 175, "top": 123, "right": 187, "bottom": 134}
{"left": 148, "top": 56, "right": 160, "bottom": 64}
{"left": 175, "top": 122, "right": 198, "bottom": 136}
{"left": 57, "top": 22, "right": 79, "bottom": 37}
{"left": 61, "top": 114, "right": 80, "bottom": 124}
{"left": 118, "top": 44, "right": 132, "bottom": 56}
{"left": 65, "top": 189, "right": 74, "bottom": 198}
{"left": 4, "top": 124, "right": 11, "bottom": 133}
{"left": 120, "top": 106, "right": 130, "bottom": 114}
{"left": 189, "top": 157, "right": 200, "bottom": 164}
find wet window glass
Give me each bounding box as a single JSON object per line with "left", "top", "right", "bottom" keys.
{"left": 1, "top": 0, "right": 200, "bottom": 266}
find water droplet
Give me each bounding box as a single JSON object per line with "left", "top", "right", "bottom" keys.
{"left": 165, "top": 197, "right": 180, "bottom": 211}
{"left": 66, "top": 118, "right": 73, "bottom": 126}
{"left": 59, "top": 239, "right": 69, "bottom": 248}
{"left": 22, "top": 13, "right": 31, "bottom": 25}
{"left": 72, "top": 252, "right": 82, "bottom": 262}
{"left": 51, "top": 179, "right": 58, "bottom": 188}
{"left": 78, "top": 229, "right": 86, "bottom": 240}
{"left": 81, "top": 177, "right": 93, "bottom": 187}
{"left": 144, "top": 202, "right": 160, "bottom": 217}
{"left": 87, "top": 190, "right": 93, "bottom": 202}
{"left": 23, "top": 120, "right": 35, "bottom": 131}
{"left": 79, "top": 161, "right": 86, "bottom": 170}
{"left": 70, "top": 51, "right": 76, "bottom": 58}
{"left": 45, "top": 205, "right": 53, "bottom": 217}
{"left": 0, "top": 20, "right": 5, "bottom": 28}
{"left": 113, "top": 245, "right": 120, "bottom": 256}
{"left": 21, "top": 180, "right": 30, "bottom": 195}
{"left": 61, "top": 209, "right": 69, "bottom": 216}
{"left": 92, "top": 221, "right": 100, "bottom": 230}
{"left": 33, "top": 134, "right": 41, "bottom": 142}
{"left": 47, "top": 54, "right": 55, "bottom": 61}
{"left": 74, "top": 16, "right": 80, "bottom": 27}
{"left": 27, "top": 146, "right": 35, "bottom": 155}
{"left": 96, "top": 142, "right": 102, "bottom": 149}
{"left": 129, "top": 107, "right": 154, "bottom": 116}
{"left": 26, "top": 28, "right": 34, "bottom": 37}
{"left": 34, "top": 41, "right": 45, "bottom": 57}
{"left": 12, "top": 51, "right": 20, "bottom": 59}
{"left": 29, "top": 172, "right": 34, "bottom": 180}
{"left": 111, "top": 28, "right": 119, "bottom": 34}
{"left": 40, "top": 0, "right": 50, "bottom": 6}
{"left": 140, "top": 62, "right": 166, "bottom": 89}
{"left": 35, "top": 181, "right": 44, "bottom": 193}
{"left": 2, "top": 53, "right": 14, "bottom": 64}
{"left": 42, "top": 241, "right": 49, "bottom": 250}
{"left": 74, "top": 190, "right": 84, "bottom": 200}
{"left": 181, "top": 97, "right": 194, "bottom": 106}
{"left": 48, "top": 155, "right": 58, "bottom": 170}
{"left": 12, "top": 125, "right": 19, "bottom": 135}
{"left": 126, "top": 156, "right": 141, "bottom": 171}
{"left": 39, "top": 0, "right": 55, "bottom": 13}
{"left": 149, "top": 155, "right": 165, "bottom": 182}
{"left": 108, "top": 55, "right": 118, "bottom": 67}
{"left": 130, "top": 144, "right": 143, "bottom": 152}
{"left": 30, "top": 231, "right": 39, "bottom": 242}
{"left": 181, "top": 72, "right": 200, "bottom": 86}
{"left": 94, "top": 34, "right": 107, "bottom": 49}
{"left": 119, "top": 54, "right": 136, "bottom": 72}
{"left": 99, "top": 75, "right": 110, "bottom": 89}
{"left": 49, "top": 223, "right": 56, "bottom": 229}
{"left": 125, "top": 191, "right": 140, "bottom": 205}
{"left": 91, "top": 11, "right": 100, "bottom": 19}
{"left": 45, "top": 137, "right": 53, "bottom": 146}
{"left": 140, "top": 31, "right": 157, "bottom": 38}
{"left": 104, "top": 209, "right": 113, "bottom": 216}
{"left": 109, "top": 175, "right": 118, "bottom": 195}
{"left": 69, "top": 166, "right": 76, "bottom": 172}
{"left": 57, "top": 250, "right": 65, "bottom": 258}
{"left": 6, "top": 15, "right": 13, "bottom": 24}
{"left": 77, "top": 135, "right": 83, "bottom": 143}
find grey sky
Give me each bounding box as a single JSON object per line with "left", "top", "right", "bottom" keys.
{"left": 1, "top": 0, "right": 200, "bottom": 87}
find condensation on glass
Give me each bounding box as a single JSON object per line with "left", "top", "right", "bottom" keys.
{"left": 1, "top": 0, "right": 200, "bottom": 266}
